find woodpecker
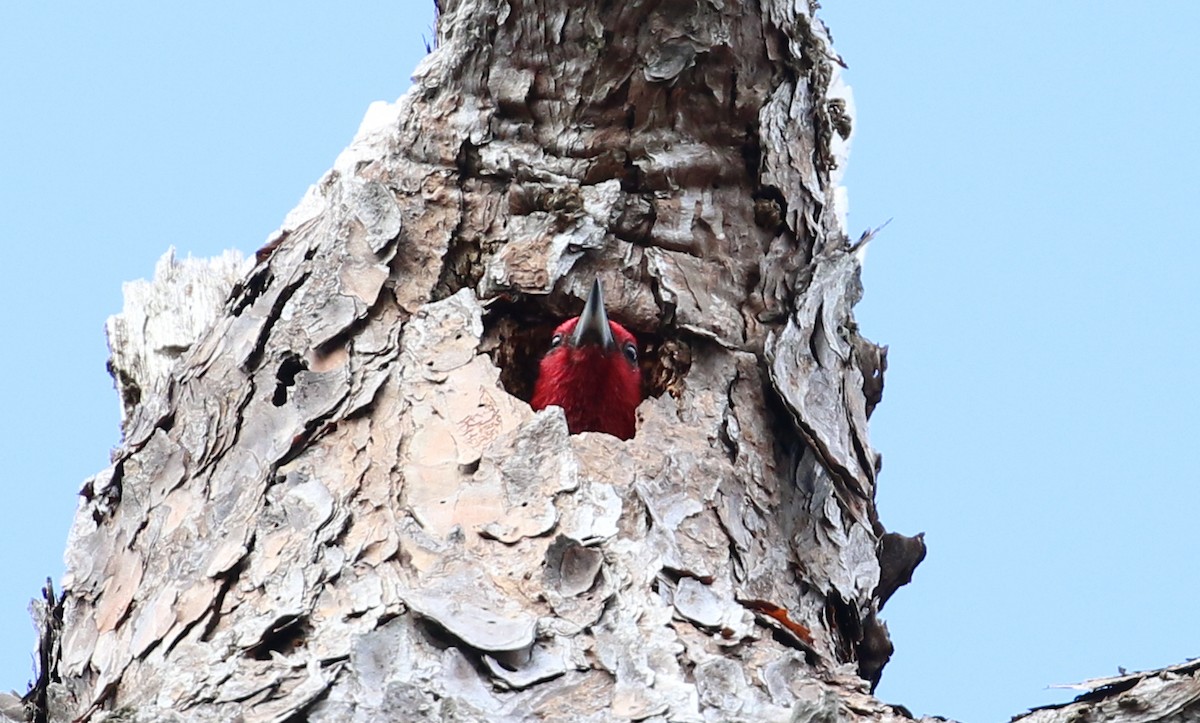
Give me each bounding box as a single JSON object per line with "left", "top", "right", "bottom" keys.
{"left": 531, "top": 278, "right": 643, "bottom": 440}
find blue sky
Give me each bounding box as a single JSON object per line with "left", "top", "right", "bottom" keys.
{"left": 2, "top": 3, "right": 1196, "bottom": 722}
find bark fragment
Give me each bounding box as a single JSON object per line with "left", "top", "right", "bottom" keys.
{"left": 1015, "top": 661, "right": 1200, "bottom": 723}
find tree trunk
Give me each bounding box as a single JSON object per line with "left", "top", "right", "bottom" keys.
{"left": 28, "top": 2, "right": 935, "bottom": 721}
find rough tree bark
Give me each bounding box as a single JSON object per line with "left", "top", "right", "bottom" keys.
{"left": 1013, "top": 661, "right": 1200, "bottom": 723}
{"left": 22, "top": 3, "right": 1200, "bottom": 722}
{"left": 23, "top": 2, "right": 947, "bottom": 721}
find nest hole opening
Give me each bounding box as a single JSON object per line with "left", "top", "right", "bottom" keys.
{"left": 481, "top": 294, "right": 690, "bottom": 411}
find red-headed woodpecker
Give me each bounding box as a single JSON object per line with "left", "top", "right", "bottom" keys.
{"left": 531, "top": 279, "right": 642, "bottom": 440}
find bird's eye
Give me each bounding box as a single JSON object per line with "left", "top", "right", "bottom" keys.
{"left": 550, "top": 333, "right": 564, "bottom": 348}
{"left": 622, "top": 342, "right": 638, "bottom": 364}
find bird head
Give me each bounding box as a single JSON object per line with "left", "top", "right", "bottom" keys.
{"left": 551, "top": 278, "right": 638, "bottom": 365}
{"left": 531, "top": 278, "right": 643, "bottom": 439}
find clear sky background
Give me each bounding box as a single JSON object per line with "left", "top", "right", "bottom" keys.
{"left": 1, "top": 3, "right": 1196, "bottom": 722}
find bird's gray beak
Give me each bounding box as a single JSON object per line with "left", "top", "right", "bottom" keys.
{"left": 570, "top": 278, "right": 615, "bottom": 350}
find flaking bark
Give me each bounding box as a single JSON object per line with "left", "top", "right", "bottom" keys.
{"left": 30, "top": 2, "right": 942, "bottom": 721}
{"left": 1015, "top": 662, "right": 1200, "bottom": 723}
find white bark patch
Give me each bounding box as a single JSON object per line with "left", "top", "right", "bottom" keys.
{"left": 107, "top": 247, "right": 249, "bottom": 425}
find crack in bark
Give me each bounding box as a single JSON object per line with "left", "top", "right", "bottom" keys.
{"left": 242, "top": 270, "right": 313, "bottom": 375}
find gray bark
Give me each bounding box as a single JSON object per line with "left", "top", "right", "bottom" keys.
{"left": 27, "top": 1, "right": 941, "bottom": 721}
{"left": 105, "top": 249, "right": 250, "bottom": 425}
{"left": 1014, "top": 661, "right": 1200, "bottom": 723}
